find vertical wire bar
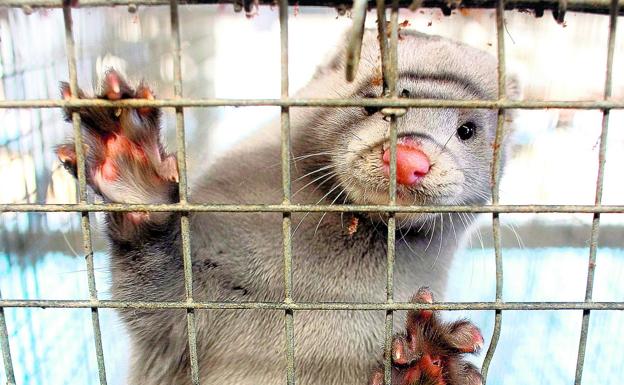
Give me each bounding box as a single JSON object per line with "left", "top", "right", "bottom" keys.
{"left": 481, "top": 0, "right": 506, "bottom": 382}
{"left": 0, "top": 289, "right": 16, "bottom": 385}
{"left": 375, "top": 0, "right": 390, "bottom": 94}
{"left": 62, "top": 5, "right": 108, "bottom": 385}
{"left": 279, "top": 1, "right": 295, "bottom": 385}
{"left": 345, "top": 0, "right": 368, "bottom": 82}
{"left": 574, "top": 1, "right": 618, "bottom": 383}
{"left": 376, "top": 0, "right": 400, "bottom": 384}
{"left": 169, "top": 1, "right": 200, "bottom": 384}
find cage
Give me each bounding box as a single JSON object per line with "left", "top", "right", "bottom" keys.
{"left": 0, "top": 0, "right": 623, "bottom": 385}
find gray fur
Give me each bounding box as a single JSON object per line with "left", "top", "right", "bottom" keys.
{"left": 61, "top": 31, "right": 517, "bottom": 385}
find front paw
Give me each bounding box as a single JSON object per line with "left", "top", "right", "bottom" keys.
{"left": 57, "top": 69, "right": 178, "bottom": 205}
{"left": 371, "top": 287, "right": 483, "bottom": 385}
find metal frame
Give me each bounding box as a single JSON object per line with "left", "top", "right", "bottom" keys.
{"left": 1, "top": 0, "right": 624, "bottom": 16}
{"left": 0, "top": 0, "right": 621, "bottom": 385}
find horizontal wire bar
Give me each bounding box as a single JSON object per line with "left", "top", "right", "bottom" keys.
{"left": 1, "top": 0, "right": 623, "bottom": 15}
{"left": 1, "top": 299, "right": 623, "bottom": 311}
{"left": 1, "top": 98, "right": 622, "bottom": 109}
{"left": 2, "top": 203, "right": 624, "bottom": 213}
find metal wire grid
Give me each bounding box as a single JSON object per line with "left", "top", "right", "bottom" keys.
{"left": 0, "top": 1, "right": 621, "bottom": 385}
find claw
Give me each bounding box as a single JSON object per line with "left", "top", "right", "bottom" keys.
{"left": 160, "top": 155, "right": 179, "bottom": 183}
{"left": 136, "top": 83, "right": 156, "bottom": 117}
{"left": 448, "top": 321, "right": 484, "bottom": 353}
{"left": 413, "top": 286, "right": 434, "bottom": 304}
{"left": 127, "top": 211, "right": 150, "bottom": 224}
{"left": 369, "top": 371, "right": 384, "bottom": 385}
{"left": 407, "top": 287, "right": 436, "bottom": 335}
{"left": 104, "top": 71, "right": 123, "bottom": 100}
{"left": 136, "top": 84, "right": 154, "bottom": 100}
{"left": 392, "top": 336, "right": 409, "bottom": 365}
{"left": 61, "top": 84, "right": 72, "bottom": 100}
{"left": 56, "top": 143, "right": 78, "bottom": 177}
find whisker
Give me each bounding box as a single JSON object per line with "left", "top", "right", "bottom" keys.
{"left": 429, "top": 131, "right": 456, "bottom": 166}
{"left": 424, "top": 214, "right": 436, "bottom": 252}
{"left": 293, "top": 181, "right": 344, "bottom": 236}
{"left": 449, "top": 213, "right": 458, "bottom": 245}
{"left": 433, "top": 213, "right": 444, "bottom": 266}
{"left": 293, "top": 164, "right": 334, "bottom": 183}
{"left": 314, "top": 182, "right": 352, "bottom": 237}
{"left": 456, "top": 211, "right": 473, "bottom": 248}
{"left": 505, "top": 222, "right": 525, "bottom": 249}
{"left": 292, "top": 171, "right": 336, "bottom": 198}
{"left": 466, "top": 212, "right": 485, "bottom": 250}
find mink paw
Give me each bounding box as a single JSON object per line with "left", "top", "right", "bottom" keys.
{"left": 370, "top": 287, "right": 483, "bottom": 385}
{"left": 57, "top": 69, "right": 178, "bottom": 209}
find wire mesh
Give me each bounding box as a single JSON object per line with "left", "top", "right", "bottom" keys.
{"left": 0, "top": 1, "right": 622, "bottom": 385}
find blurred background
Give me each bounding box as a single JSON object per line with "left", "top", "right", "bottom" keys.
{"left": 1, "top": 4, "right": 623, "bottom": 385}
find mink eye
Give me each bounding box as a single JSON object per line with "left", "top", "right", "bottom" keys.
{"left": 457, "top": 122, "right": 476, "bottom": 140}
{"left": 400, "top": 89, "right": 410, "bottom": 98}
{"left": 362, "top": 93, "right": 381, "bottom": 116}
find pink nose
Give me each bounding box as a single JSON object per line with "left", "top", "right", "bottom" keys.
{"left": 382, "top": 144, "right": 431, "bottom": 185}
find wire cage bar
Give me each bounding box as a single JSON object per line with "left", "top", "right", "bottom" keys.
{"left": 169, "top": 0, "right": 202, "bottom": 383}
{"left": 373, "top": 0, "right": 401, "bottom": 382}
{"left": 1, "top": 98, "right": 624, "bottom": 109}
{"left": 2, "top": 299, "right": 624, "bottom": 310}
{"left": 0, "top": 0, "right": 622, "bottom": 384}
{"left": 0, "top": 289, "right": 15, "bottom": 385}
{"left": 278, "top": 0, "right": 296, "bottom": 384}
{"left": 3, "top": 203, "right": 624, "bottom": 213}
{"left": 574, "top": 0, "right": 619, "bottom": 383}
{"left": 480, "top": 0, "right": 507, "bottom": 379}
{"left": 62, "top": 4, "right": 108, "bottom": 385}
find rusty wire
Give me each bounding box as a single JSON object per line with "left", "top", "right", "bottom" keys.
{"left": 62, "top": 4, "right": 108, "bottom": 385}
{"left": 169, "top": 0, "right": 202, "bottom": 382}
{"left": 0, "top": 97, "right": 623, "bottom": 109}
{"left": 3, "top": 203, "right": 624, "bottom": 213}
{"left": 480, "top": 0, "right": 506, "bottom": 381}
{"left": 1, "top": 299, "right": 623, "bottom": 310}
{"left": 278, "top": 0, "right": 296, "bottom": 383}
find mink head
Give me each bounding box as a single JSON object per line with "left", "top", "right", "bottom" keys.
{"left": 293, "top": 30, "right": 519, "bottom": 228}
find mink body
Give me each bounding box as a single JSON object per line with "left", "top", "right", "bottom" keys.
{"left": 57, "top": 30, "right": 517, "bottom": 385}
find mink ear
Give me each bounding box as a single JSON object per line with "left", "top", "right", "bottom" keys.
{"left": 505, "top": 73, "right": 522, "bottom": 100}
{"left": 313, "top": 29, "right": 378, "bottom": 79}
